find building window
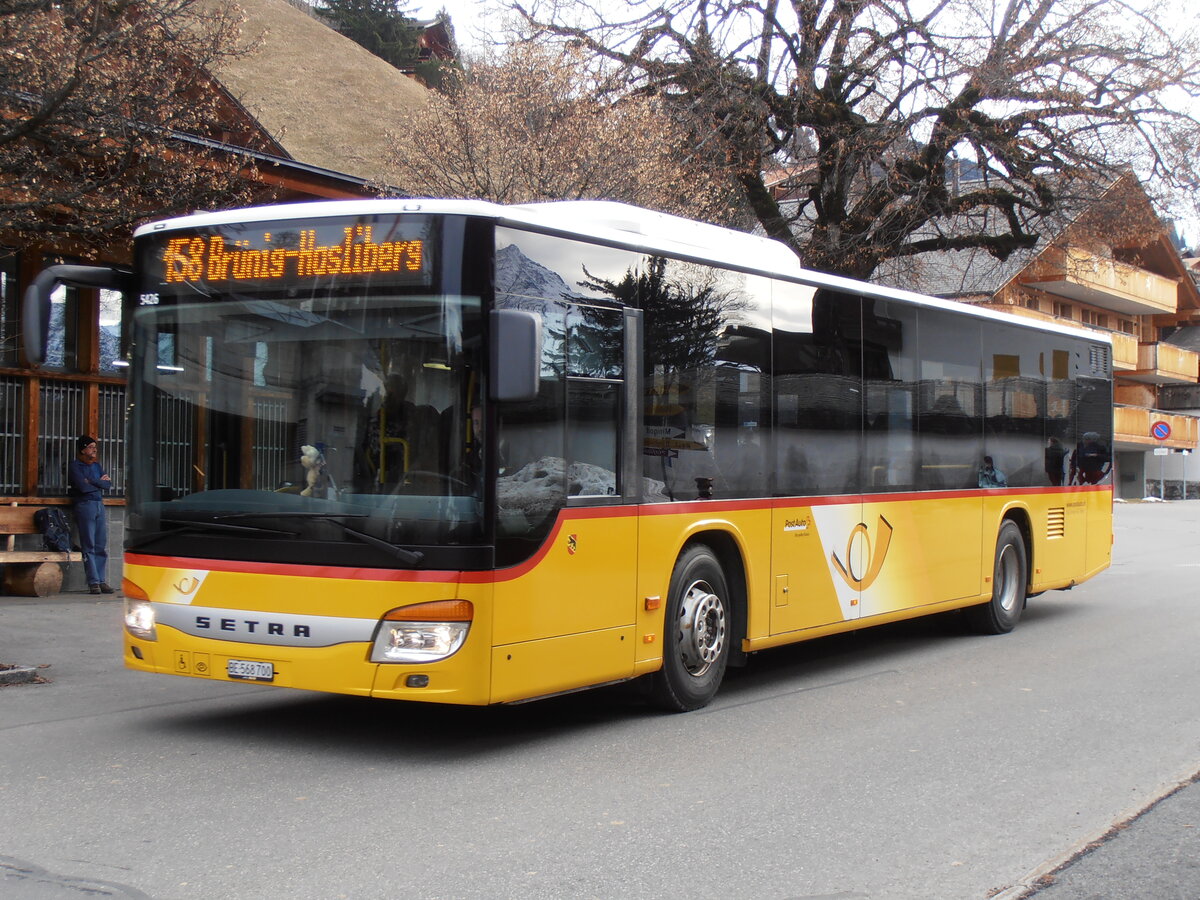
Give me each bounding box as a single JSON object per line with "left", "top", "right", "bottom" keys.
{"left": 1022, "top": 296, "right": 1041, "bottom": 312}
{"left": 44, "top": 283, "right": 81, "bottom": 370}
{"left": 43, "top": 254, "right": 82, "bottom": 372}
{"left": 99, "top": 289, "right": 123, "bottom": 372}
{"left": 0, "top": 250, "right": 17, "bottom": 367}
{"left": 1053, "top": 301, "right": 1073, "bottom": 320}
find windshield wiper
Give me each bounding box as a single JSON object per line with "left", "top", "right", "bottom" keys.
{"left": 333, "top": 523, "right": 425, "bottom": 566}
{"left": 126, "top": 518, "right": 299, "bottom": 550}
{"left": 211, "top": 512, "right": 425, "bottom": 567}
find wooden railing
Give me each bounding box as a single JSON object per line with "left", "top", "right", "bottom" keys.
{"left": 1110, "top": 331, "right": 1138, "bottom": 371}
{"left": 1135, "top": 342, "right": 1200, "bottom": 383}
{"left": 1114, "top": 405, "right": 1200, "bottom": 448}
{"left": 1031, "top": 247, "right": 1178, "bottom": 315}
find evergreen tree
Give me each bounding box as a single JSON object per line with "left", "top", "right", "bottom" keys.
{"left": 317, "top": 0, "right": 424, "bottom": 72}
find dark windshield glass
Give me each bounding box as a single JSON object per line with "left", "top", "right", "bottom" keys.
{"left": 127, "top": 216, "right": 485, "bottom": 566}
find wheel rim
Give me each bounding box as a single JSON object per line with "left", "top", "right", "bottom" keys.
{"left": 676, "top": 579, "right": 726, "bottom": 676}
{"left": 995, "top": 543, "right": 1021, "bottom": 613}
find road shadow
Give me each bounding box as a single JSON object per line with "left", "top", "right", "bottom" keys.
{"left": 136, "top": 592, "right": 1088, "bottom": 758}
{"left": 698, "top": 592, "right": 1088, "bottom": 710}
{"left": 139, "top": 676, "right": 660, "bottom": 762}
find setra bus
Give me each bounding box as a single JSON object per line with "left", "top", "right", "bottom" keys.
{"left": 24, "top": 199, "right": 1113, "bottom": 710}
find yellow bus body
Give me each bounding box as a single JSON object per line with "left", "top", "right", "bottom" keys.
{"left": 123, "top": 485, "right": 1111, "bottom": 705}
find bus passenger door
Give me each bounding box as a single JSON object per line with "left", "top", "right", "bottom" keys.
{"left": 489, "top": 305, "right": 639, "bottom": 701}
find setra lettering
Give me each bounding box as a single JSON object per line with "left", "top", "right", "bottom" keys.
{"left": 194, "top": 615, "right": 312, "bottom": 638}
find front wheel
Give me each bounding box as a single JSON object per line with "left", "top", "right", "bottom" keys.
{"left": 648, "top": 545, "right": 732, "bottom": 711}
{"left": 966, "top": 520, "right": 1028, "bottom": 635}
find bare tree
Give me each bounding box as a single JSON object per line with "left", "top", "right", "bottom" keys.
{"left": 513, "top": 0, "right": 1200, "bottom": 279}
{"left": 0, "top": 0, "right": 266, "bottom": 251}
{"left": 383, "top": 43, "right": 741, "bottom": 223}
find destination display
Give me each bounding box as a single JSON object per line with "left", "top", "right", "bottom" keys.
{"left": 143, "top": 216, "right": 434, "bottom": 293}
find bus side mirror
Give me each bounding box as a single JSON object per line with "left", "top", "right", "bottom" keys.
{"left": 23, "top": 264, "right": 134, "bottom": 366}
{"left": 489, "top": 309, "right": 542, "bottom": 402}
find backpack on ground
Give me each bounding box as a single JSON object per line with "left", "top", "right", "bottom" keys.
{"left": 34, "top": 507, "right": 72, "bottom": 552}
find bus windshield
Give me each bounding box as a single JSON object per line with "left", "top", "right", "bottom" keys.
{"left": 126, "top": 225, "right": 486, "bottom": 567}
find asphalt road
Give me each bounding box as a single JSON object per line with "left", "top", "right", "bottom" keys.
{"left": 2, "top": 501, "right": 1198, "bottom": 900}
{"left": 1019, "top": 769, "right": 1200, "bottom": 899}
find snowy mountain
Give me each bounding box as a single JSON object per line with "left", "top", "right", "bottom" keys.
{"left": 494, "top": 243, "right": 572, "bottom": 313}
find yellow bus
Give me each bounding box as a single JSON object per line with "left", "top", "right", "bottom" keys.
{"left": 25, "top": 199, "right": 1113, "bottom": 710}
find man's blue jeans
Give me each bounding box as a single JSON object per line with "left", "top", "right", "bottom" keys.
{"left": 74, "top": 499, "right": 108, "bottom": 586}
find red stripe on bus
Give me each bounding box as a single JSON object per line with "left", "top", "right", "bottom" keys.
{"left": 125, "top": 483, "right": 1110, "bottom": 583}
{"left": 123, "top": 553, "right": 463, "bottom": 583}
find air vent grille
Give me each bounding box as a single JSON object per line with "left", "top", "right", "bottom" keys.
{"left": 1089, "top": 344, "right": 1110, "bottom": 376}
{"left": 1047, "top": 507, "right": 1066, "bottom": 539}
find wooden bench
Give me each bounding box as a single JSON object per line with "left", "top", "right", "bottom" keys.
{"left": 0, "top": 502, "right": 83, "bottom": 597}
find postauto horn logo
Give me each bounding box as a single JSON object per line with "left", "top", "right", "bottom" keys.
{"left": 830, "top": 515, "right": 894, "bottom": 591}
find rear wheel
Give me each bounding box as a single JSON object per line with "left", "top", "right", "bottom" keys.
{"left": 966, "top": 520, "right": 1028, "bottom": 634}
{"left": 648, "top": 545, "right": 731, "bottom": 711}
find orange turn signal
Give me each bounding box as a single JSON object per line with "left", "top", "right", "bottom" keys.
{"left": 121, "top": 578, "right": 149, "bottom": 601}
{"left": 383, "top": 600, "right": 473, "bottom": 622}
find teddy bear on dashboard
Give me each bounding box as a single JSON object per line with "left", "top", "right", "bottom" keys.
{"left": 299, "top": 444, "right": 325, "bottom": 497}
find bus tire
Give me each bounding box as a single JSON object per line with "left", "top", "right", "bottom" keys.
{"left": 966, "top": 520, "right": 1028, "bottom": 635}
{"left": 649, "top": 545, "right": 731, "bottom": 712}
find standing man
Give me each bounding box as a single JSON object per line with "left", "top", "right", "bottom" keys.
{"left": 68, "top": 435, "right": 114, "bottom": 594}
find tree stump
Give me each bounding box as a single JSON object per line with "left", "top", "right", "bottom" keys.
{"left": 1, "top": 562, "right": 64, "bottom": 597}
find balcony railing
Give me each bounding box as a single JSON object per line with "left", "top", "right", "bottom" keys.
{"left": 1026, "top": 247, "right": 1178, "bottom": 316}
{"left": 2, "top": 377, "right": 130, "bottom": 499}
{"left": 1125, "top": 342, "right": 1200, "bottom": 385}
{"left": 1114, "top": 405, "right": 1200, "bottom": 448}
{"left": 1110, "top": 331, "right": 1139, "bottom": 371}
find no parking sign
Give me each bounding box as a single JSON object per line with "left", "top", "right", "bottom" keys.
{"left": 1152, "top": 421, "right": 1171, "bottom": 441}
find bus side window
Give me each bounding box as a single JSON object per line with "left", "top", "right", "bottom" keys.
{"left": 567, "top": 380, "right": 619, "bottom": 496}
{"left": 773, "top": 285, "right": 859, "bottom": 497}
{"left": 566, "top": 304, "right": 623, "bottom": 498}
{"left": 918, "top": 308, "right": 983, "bottom": 490}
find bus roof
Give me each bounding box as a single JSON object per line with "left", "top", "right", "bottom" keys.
{"left": 135, "top": 197, "right": 799, "bottom": 271}
{"left": 135, "top": 197, "right": 1109, "bottom": 345}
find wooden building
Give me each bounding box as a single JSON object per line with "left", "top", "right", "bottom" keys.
{"left": 1, "top": 0, "right": 428, "bottom": 590}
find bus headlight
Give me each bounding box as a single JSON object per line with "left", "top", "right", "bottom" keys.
{"left": 123, "top": 598, "right": 157, "bottom": 641}
{"left": 371, "top": 600, "right": 472, "bottom": 663}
